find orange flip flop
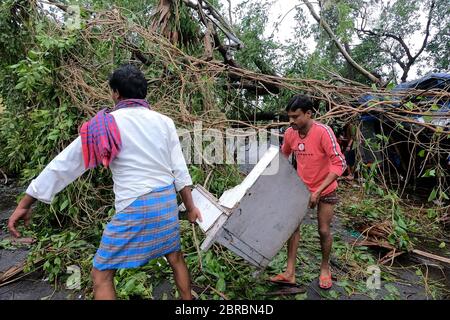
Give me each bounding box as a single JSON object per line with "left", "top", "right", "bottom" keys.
{"left": 319, "top": 273, "right": 333, "bottom": 290}
{"left": 268, "top": 273, "right": 297, "bottom": 286}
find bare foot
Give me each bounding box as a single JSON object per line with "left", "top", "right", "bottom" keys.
{"left": 7, "top": 237, "right": 35, "bottom": 245}
{"left": 319, "top": 266, "right": 332, "bottom": 289}
{"left": 269, "top": 272, "right": 296, "bottom": 285}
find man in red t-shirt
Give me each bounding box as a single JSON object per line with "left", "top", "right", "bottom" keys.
{"left": 269, "top": 94, "right": 346, "bottom": 289}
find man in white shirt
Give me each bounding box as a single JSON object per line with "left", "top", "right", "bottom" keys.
{"left": 8, "top": 64, "right": 202, "bottom": 300}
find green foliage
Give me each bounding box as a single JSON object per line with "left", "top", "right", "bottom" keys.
{"left": 343, "top": 187, "right": 414, "bottom": 251}
{"left": 234, "top": 1, "right": 279, "bottom": 73}
{"left": 0, "top": 103, "right": 81, "bottom": 175}
{"left": 1, "top": 0, "right": 448, "bottom": 301}
{"left": 189, "top": 164, "right": 243, "bottom": 198}
{"left": 115, "top": 269, "right": 153, "bottom": 299}
{"left": 9, "top": 54, "right": 51, "bottom": 94}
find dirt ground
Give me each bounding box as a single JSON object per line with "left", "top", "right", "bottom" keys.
{"left": 0, "top": 179, "right": 449, "bottom": 300}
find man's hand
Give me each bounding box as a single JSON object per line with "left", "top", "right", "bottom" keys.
{"left": 309, "top": 191, "right": 321, "bottom": 209}
{"left": 179, "top": 187, "right": 202, "bottom": 224}
{"left": 8, "top": 207, "right": 33, "bottom": 238}
{"left": 187, "top": 206, "right": 203, "bottom": 224}
{"left": 7, "top": 194, "right": 36, "bottom": 238}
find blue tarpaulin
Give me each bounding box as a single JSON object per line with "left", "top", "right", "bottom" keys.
{"left": 359, "top": 73, "right": 450, "bottom": 123}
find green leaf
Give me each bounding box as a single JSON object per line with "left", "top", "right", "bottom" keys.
{"left": 329, "top": 290, "right": 339, "bottom": 299}
{"left": 295, "top": 293, "right": 308, "bottom": 300}
{"left": 375, "top": 134, "right": 388, "bottom": 143}
{"left": 15, "top": 82, "right": 25, "bottom": 90}
{"left": 430, "top": 104, "right": 440, "bottom": 111}
{"left": 371, "top": 83, "right": 377, "bottom": 91}
{"left": 418, "top": 150, "right": 425, "bottom": 157}
{"left": 404, "top": 101, "right": 415, "bottom": 110}
{"left": 28, "top": 50, "right": 40, "bottom": 59}
{"left": 54, "top": 257, "right": 61, "bottom": 266}
{"left": 60, "top": 199, "right": 69, "bottom": 211}
{"left": 47, "top": 133, "right": 59, "bottom": 141}
{"left": 124, "top": 278, "right": 137, "bottom": 292}
{"left": 384, "top": 284, "right": 399, "bottom": 296}
{"left": 216, "top": 277, "right": 226, "bottom": 292}
{"left": 397, "top": 217, "right": 407, "bottom": 229}
{"left": 439, "top": 242, "right": 446, "bottom": 249}
{"left": 426, "top": 209, "right": 437, "bottom": 219}
{"left": 386, "top": 82, "right": 396, "bottom": 90}
{"left": 396, "top": 123, "right": 405, "bottom": 130}
{"left": 428, "top": 188, "right": 437, "bottom": 202}
{"left": 421, "top": 168, "right": 436, "bottom": 178}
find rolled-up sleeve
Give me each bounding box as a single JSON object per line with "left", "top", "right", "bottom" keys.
{"left": 26, "top": 136, "right": 87, "bottom": 203}
{"left": 167, "top": 120, "right": 193, "bottom": 191}
{"left": 281, "top": 128, "right": 293, "bottom": 157}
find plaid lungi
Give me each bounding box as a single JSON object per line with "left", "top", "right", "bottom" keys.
{"left": 93, "top": 184, "right": 181, "bottom": 270}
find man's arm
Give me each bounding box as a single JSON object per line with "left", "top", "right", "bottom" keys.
{"left": 281, "top": 128, "right": 293, "bottom": 158}
{"left": 25, "top": 137, "right": 87, "bottom": 203}
{"left": 346, "top": 138, "right": 354, "bottom": 152}
{"left": 346, "top": 124, "right": 357, "bottom": 152}
{"left": 167, "top": 120, "right": 202, "bottom": 223}
{"left": 179, "top": 186, "right": 202, "bottom": 223}
{"left": 309, "top": 172, "right": 339, "bottom": 208}
{"left": 8, "top": 137, "right": 87, "bottom": 237}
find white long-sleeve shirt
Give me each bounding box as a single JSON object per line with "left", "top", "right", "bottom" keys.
{"left": 26, "top": 107, "right": 193, "bottom": 212}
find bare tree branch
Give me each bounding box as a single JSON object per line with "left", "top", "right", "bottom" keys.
{"left": 413, "top": 0, "right": 435, "bottom": 60}
{"left": 302, "top": 0, "right": 381, "bottom": 83}
{"left": 381, "top": 47, "right": 406, "bottom": 69}
{"left": 227, "top": 0, "right": 232, "bottom": 26}
{"left": 356, "top": 0, "right": 436, "bottom": 82}
{"left": 182, "top": 0, "right": 243, "bottom": 48}
{"left": 357, "top": 28, "right": 413, "bottom": 61}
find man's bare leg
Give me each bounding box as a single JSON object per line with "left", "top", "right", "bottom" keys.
{"left": 270, "top": 228, "right": 300, "bottom": 284}
{"left": 317, "top": 202, "right": 334, "bottom": 283}
{"left": 91, "top": 268, "right": 116, "bottom": 300}
{"left": 166, "top": 250, "right": 193, "bottom": 300}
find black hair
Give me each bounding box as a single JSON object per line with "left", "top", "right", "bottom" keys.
{"left": 285, "top": 94, "right": 316, "bottom": 113}
{"left": 108, "top": 64, "right": 148, "bottom": 99}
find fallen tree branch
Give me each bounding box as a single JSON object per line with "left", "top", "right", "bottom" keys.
{"left": 412, "top": 249, "right": 450, "bottom": 265}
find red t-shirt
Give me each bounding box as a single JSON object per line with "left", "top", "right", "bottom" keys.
{"left": 281, "top": 121, "right": 346, "bottom": 196}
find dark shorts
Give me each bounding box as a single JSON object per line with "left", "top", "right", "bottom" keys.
{"left": 320, "top": 191, "right": 339, "bottom": 205}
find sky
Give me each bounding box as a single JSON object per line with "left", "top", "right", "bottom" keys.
{"left": 224, "top": 0, "right": 309, "bottom": 47}
{"left": 220, "top": 0, "right": 432, "bottom": 80}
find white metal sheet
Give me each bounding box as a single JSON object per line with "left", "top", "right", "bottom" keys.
{"left": 191, "top": 188, "right": 224, "bottom": 232}
{"left": 218, "top": 146, "right": 279, "bottom": 209}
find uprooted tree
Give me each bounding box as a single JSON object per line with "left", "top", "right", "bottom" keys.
{"left": 0, "top": 0, "right": 449, "bottom": 298}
